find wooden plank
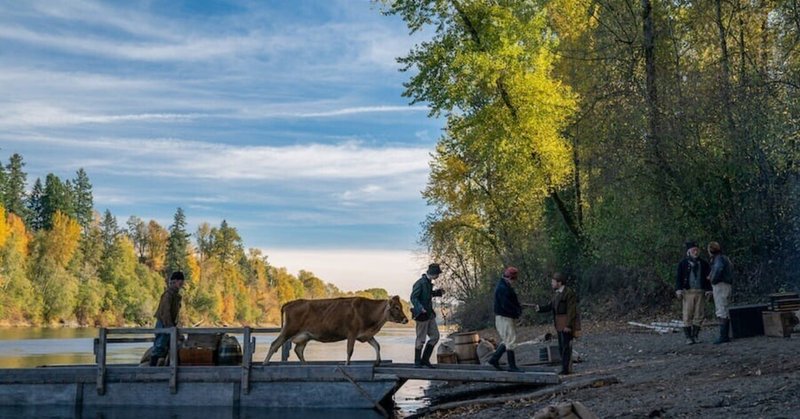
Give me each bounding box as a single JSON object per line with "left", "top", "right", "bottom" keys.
{"left": 169, "top": 328, "right": 177, "bottom": 394}
{"left": 374, "top": 366, "right": 560, "bottom": 384}
{"left": 389, "top": 362, "right": 552, "bottom": 373}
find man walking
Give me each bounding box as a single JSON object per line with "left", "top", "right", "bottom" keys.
{"left": 150, "top": 271, "right": 185, "bottom": 366}
{"left": 675, "top": 241, "right": 711, "bottom": 344}
{"left": 488, "top": 267, "right": 523, "bottom": 373}
{"left": 535, "top": 272, "right": 579, "bottom": 375}
{"left": 410, "top": 263, "right": 444, "bottom": 368}
{"left": 708, "top": 242, "right": 734, "bottom": 344}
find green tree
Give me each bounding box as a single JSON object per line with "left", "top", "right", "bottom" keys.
{"left": 25, "top": 178, "right": 45, "bottom": 231}
{"left": 165, "top": 208, "right": 191, "bottom": 281}
{"left": 72, "top": 168, "right": 94, "bottom": 231}
{"left": 4, "top": 154, "right": 28, "bottom": 219}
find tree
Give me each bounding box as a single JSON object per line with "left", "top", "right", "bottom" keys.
{"left": 126, "top": 216, "right": 147, "bottom": 262}
{"left": 165, "top": 208, "right": 191, "bottom": 281}
{"left": 4, "top": 154, "right": 28, "bottom": 218}
{"left": 72, "top": 168, "right": 93, "bottom": 231}
{"left": 42, "top": 174, "right": 74, "bottom": 229}
{"left": 25, "top": 178, "right": 45, "bottom": 231}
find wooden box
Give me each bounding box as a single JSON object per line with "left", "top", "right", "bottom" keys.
{"left": 762, "top": 311, "right": 796, "bottom": 338}
{"left": 437, "top": 353, "right": 457, "bottom": 364}
{"left": 179, "top": 347, "right": 215, "bottom": 366}
{"left": 729, "top": 304, "right": 768, "bottom": 339}
{"left": 539, "top": 345, "right": 561, "bottom": 363}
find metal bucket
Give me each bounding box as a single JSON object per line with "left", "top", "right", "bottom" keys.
{"left": 216, "top": 335, "right": 242, "bottom": 366}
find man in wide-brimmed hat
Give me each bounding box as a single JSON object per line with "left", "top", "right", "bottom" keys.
{"left": 410, "top": 263, "right": 445, "bottom": 368}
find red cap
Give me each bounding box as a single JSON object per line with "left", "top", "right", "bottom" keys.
{"left": 503, "top": 267, "right": 519, "bottom": 280}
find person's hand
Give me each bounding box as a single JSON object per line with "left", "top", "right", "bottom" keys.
{"left": 675, "top": 290, "right": 684, "bottom": 299}
{"left": 563, "top": 327, "right": 571, "bottom": 333}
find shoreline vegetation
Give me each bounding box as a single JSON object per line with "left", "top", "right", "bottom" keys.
{"left": 0, "top": 152, "right": 407, "bottom": 329}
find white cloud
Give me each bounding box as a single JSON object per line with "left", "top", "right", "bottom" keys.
{"left": 265, "top": 248, "right": 429, "bottom": 297}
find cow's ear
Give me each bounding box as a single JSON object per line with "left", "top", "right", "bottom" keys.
{"left": 391, "top": 295, "right": 399, "bottom": 302}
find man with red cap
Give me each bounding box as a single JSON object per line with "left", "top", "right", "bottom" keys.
{"left": 488, "top": 266, "right": 523, "bottom": 372}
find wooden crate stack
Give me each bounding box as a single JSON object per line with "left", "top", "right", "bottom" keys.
{"left": 762, "top": 293, "right": 800, "bottom": 338}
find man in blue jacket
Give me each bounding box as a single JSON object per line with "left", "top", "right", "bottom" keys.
{"left": 675, "top": 241, "right": 711, "bottom": 344}
{"left": 410, "top": 263, "right": 444, "bottom": 368}
{"left": 488, "top": 267, "right": 523, "bottom": 372}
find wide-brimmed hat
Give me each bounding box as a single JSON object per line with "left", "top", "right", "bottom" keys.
{"left": 426, "top": 263, "right": 442, "bottom": 276}
{"left": 685, "top": 241, "right": 699, "bottom": 251}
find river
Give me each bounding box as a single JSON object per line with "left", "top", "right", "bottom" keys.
{"left": 0, "top": 327, "right": 429, "bottom": 418}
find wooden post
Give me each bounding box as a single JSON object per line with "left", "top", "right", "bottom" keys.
{"left": 96, "top": 328, "right": 107, "bottom": 396}
{"left": 169, "top": 327, "right": 177, "bottom": 394}
{"left": 241, "top": 327, "right": 252, "bottom": 395}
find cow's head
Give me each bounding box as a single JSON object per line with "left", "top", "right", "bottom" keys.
{"left": 388, "top": 296, "right": 409, "bottom": 324}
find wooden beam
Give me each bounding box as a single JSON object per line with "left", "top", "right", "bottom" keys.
{"left": 374, "top": 366, "right": 560, "bottom": 384}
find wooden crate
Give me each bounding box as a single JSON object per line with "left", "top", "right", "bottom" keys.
{"left": 179, "top": 347, "right": 215, "bottom": 366}
{"left": 762, "top": 311, "right": 797, "bottom": 338}
{"left": 437, "top": 353, "right": 457, "bottom": 364}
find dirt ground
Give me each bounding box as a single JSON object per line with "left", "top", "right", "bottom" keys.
{"left": 414, "top": 320, "right": 800, "bottom": 418}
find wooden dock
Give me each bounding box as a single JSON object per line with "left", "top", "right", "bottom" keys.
{"left": 0, "top": 327, "right": 560, "bottom": 411}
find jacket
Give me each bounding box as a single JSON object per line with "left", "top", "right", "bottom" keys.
{"left": 493, "top": 278, "right": 522, "bottom": 319}
{"left": 155, "top": 287, "right": 182, "bottom": 327}
{"left": 709, "top": 254, "right": 734, "bottom": 285}
{"left": 538, "top": 287, "right": 578, "bottom": 331}
{"left": 675, "top": 257, "right": 711, "bottom": 291}
{"left": 410, "top": 274, "right": 442, "bottom": 320}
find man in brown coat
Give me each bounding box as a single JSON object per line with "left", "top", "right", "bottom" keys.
{"left": 535, "top": 272, "right": 579, "bottom": 375}
{"left": 150, "top": 271, "right": 185, "bottom": 366}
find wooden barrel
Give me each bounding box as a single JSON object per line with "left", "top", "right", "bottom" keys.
{"left": 451, "top": 332, "right": 479, "bottom": 364}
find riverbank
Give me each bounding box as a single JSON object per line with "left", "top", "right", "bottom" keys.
{"left": 418, "top": 321, "right": 800, "bottom": 418}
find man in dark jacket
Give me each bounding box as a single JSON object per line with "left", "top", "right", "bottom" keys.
{"left": 535, "top": 272, "right": 578, "bottom": 375}
{"left": 708, "top": 242, "right": 734, "bottom": 344}
{"left": 150, "top": 271, "right": 185, "bottom": 366}
{"left": 410, "top": 263, "right": 444, "bottom": 368}
{"left": 488, "top": 267, "right": 524, "bottom": 372}
{"left": 675, "top": 241, "right": 711, "bottom": 344}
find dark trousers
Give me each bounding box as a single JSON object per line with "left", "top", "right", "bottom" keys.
{"left": 152, "top": 320, "right": 170, "bottom": 358}
{"left": 557, "top": 331, "right": 573, "bottom": 373}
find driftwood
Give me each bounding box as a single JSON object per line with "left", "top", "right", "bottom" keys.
{"left": 414, "top": 375, "right": 619, "bottom": 416}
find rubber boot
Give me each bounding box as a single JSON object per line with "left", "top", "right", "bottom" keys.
{"left": 713, "top": 318, "right": 731, "bottom": 344}
{"left": 487, "top": 344, "right": 506, "bottom": 370}
{"left": 692, "top": 325, "right": 701, "bottom": 343}
{"left": 420, "top": 343, "right": 435, "bottom": 368}
{"left": 683, "top": 327, "right": 695, "bottom": 345}
{"left": 506, "top": 350, "right": 521, "bottom": 372}
{"left": 413, "top": 347, "right": 422, "bottom": 368}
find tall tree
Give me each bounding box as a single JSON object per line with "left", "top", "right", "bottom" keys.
{"left": 4, "top": 154, "right": 28, "bottom": 218}
{"left": 25, "top": 178, "right": 45, "bottom": 231}
{"left": 72, "top": 168, "right": 94, "bottom": 231}
{"left": 165, "top": 208, "right": 191, "bottom": 281}
{"left": 42, "top": 174, "right": 74, "bottom": 229}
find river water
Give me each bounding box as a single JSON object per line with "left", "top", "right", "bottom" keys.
{"left": 0, "top": 327, "right": 429, "bottom": 418}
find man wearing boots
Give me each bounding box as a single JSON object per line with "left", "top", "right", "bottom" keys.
{"left": 534, "top": 272, "right": 579, "bottom": 375}
{"left": 488, "top": 267, "right": 524, "bottom": 373}
{"left": 708, "top": 242, "right": 734, "bottom": 344}
{"left": 410, "top": 263, "right": 444, "bottom": 368}
{"left": 150, "top": 271, "right": 185, "bottom": 366}
{"left": 675, "top": 241, "right": 711, "bottom": 344}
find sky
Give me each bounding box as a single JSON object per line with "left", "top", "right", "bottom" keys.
{"left": 0, "top": 0, "right": 444, "bottom": 297}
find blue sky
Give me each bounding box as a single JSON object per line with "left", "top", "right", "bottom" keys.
{"left": 0, "top": 0, "right": 443, "bottom": 296}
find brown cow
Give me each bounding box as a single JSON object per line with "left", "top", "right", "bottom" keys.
{"left": 264, "top": 296, "right": 409, "bottom": 366}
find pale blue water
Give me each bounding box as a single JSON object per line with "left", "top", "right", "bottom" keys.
{"left": 0, "top": 327, "right": 429, "bottom": 418}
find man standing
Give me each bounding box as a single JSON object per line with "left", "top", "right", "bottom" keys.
{"left": 150, "top": 271, "right": 185, "bottom": 366}
{"left": 535, "top": 273, "right": 578, "bottom": 375}
{"left": 708, "top": 242, "right": 734, "bottom": 344}
{"left": 488, "top": 267, "right": 523, "bottom": 373}
{"left": 675, "top": 241, "right": 711, "bottom": 344}
{"left": 410, "top": 263, "right": 444, "bottom": 368}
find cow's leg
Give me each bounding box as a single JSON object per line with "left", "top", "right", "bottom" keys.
{"left": 345, "top": 336, "right": 356, "bottom": 365}
{"left": 264, "top": 333, "right": 289, "bottom": 365}
{"left": 292, "top": 333, "right": 311, "bottom": 363}
{"left": 366, "top": 337, "right": 381, "bottom": 366}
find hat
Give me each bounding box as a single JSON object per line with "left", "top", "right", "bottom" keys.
{"left": 503, "top": 266, "right": 519, "bottom": 280}
{"left": 707, "top": 241, "right": 721, "bottom": 254}
{"left": 552, "top": 272, "right": 568, "bottom": 284}
{"left": 426, "top": 263, "right": 442, "bottom": 276}
{"left": 169, "top": 271, "right": 185, "bottom": 282}
{"left": 685, "top": 241, "right": 698, "bottom": 251}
